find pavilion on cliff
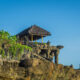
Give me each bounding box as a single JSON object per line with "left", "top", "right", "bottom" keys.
{"left": 16, "top": 25, "right": 51, "bottom": 44}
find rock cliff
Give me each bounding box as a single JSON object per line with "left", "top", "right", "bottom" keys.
{"left": 0, "top": 59, "right": 80, "bottom": 80}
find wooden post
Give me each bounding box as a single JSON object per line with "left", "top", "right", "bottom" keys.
{"left": 31, "top": 35, "right": 33, "bottom": 42}
{"left": 20, "top": 38, "right": 22, "bottom": 44}
{"left": 42, "top": 36, "right": 43, "bottom": 43}
{"left": 24, "top": 36, "right": 29, "bottom": 45}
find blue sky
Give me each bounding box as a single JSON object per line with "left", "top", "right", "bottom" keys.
{"left": 0, "top": 0, "right": 80, "bottom": 68}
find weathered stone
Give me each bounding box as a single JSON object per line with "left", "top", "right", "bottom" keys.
{"left": 0, "top": 59, "right": 80, "bottom": 80}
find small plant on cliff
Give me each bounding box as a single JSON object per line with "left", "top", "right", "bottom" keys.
{"left": 0, "top": 30, "right": 32, "bottom": 59}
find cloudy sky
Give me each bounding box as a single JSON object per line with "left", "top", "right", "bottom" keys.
{"left": 0, "top": 0, "right": 80, "bottom": 68}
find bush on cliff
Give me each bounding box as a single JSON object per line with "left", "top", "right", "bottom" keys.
{"left": 0, "top": 30, "right": 32, "bottom": 59}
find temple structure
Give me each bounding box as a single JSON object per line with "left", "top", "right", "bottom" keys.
{"left": 17, "top": 25, "right": 64, "bottom": 64}
{"left": 16, "top": 25, "right": 51, "bottom": 43}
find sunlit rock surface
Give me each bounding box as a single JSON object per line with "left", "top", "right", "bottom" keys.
{"left": 0, "top": 59, "right": 80, "bottom": 80}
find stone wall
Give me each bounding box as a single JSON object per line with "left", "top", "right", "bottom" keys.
{"left": 0, "top": 59, "right": 80, "bottom": 80}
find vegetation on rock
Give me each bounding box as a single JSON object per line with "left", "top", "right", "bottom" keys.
{"left": 0, "top": 30, "right": 32, "bottom": 59}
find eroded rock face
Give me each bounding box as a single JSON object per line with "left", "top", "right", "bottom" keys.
{"left": 0, "top": 59, "right": 80, "bottom": 80}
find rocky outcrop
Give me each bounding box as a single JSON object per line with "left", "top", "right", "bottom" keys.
{"left": 0, "top": 59, "right": 80, "bottom": 80}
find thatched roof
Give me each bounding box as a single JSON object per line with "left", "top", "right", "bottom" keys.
{"left": 17, "top": 25, "right": 51, "bottom": 41}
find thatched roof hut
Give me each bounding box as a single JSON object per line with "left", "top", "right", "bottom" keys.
{"left": 17, "top": 25, "right": 51, "bottom": 41}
